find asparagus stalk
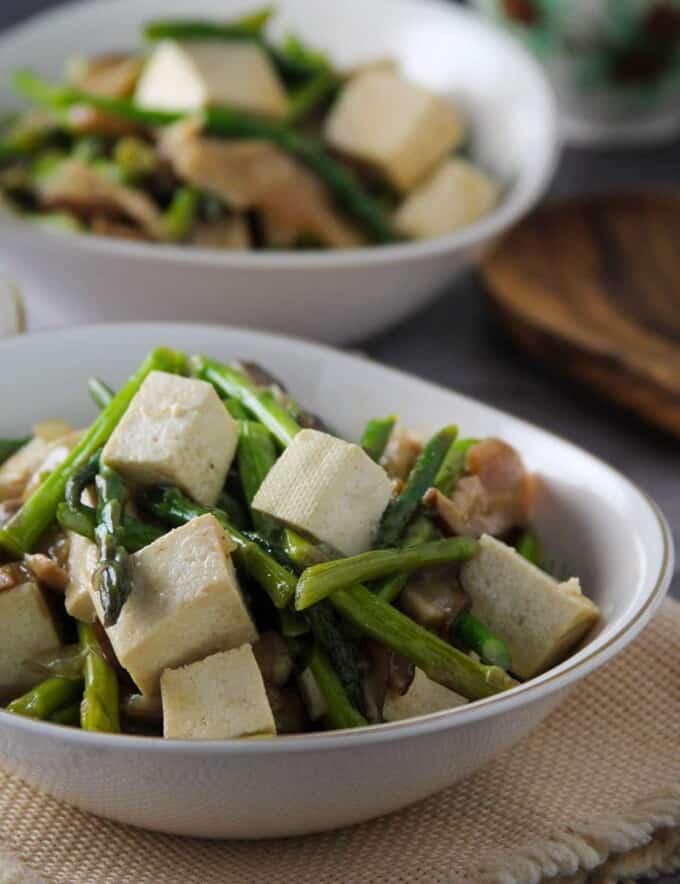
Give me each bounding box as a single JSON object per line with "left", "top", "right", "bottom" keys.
{"left": 191, "top": 357, "right": 300, "bottom": 447}
{"left": 11, "top": 72, "right": 397, "bottom": 244}
{"left": 0, "top": 436, "right": 31, "bottom": 466}
{"left": 308, "top": 646, "right": 367, "bottom": 730}
{"left": 0, "top": 346, "right": 186, "bottom": 557}
{"left": 374, "top": 436, "right": 468, "bottom": 603}
{"left": 359, "top": 416, "right": 396, "bottom": 463}
{"left": 57, "top": 502, "right": 162, "bottom": 552}
{"left": 78, "top": 621, "right": 120, "bottom": 733}
{"left": 304, "top": 601, "right": 366, "bottom": 715}
{"left": 93, "top": 463, "right": 133, "bottom": 626}
{"left": 163, "top": 186, "right": 199, "bottom": 241}
{"left": 375, "top": 426, "right": 458, "bottom": 549}
{"left": 237, "top": 420, "right": 279, "bottom": 535}
{"left": 224, "top": 397, "right": 251, "bottom": 421}
{"left": 216, "top": 489, "right": 250, "bottom": 531}
{"left": 87, "top": 377, "right": 115, "bottom": 410}
{"left": 331, "top": 584, "right": 516, "bottom": 700}
{"left": 144, "top": 486, "right": 296, "bottom": 608}
{"left": 454, "top": 613, "right": 512, "bottom": 671}
{"left": 49, "top": 702, "right": 81, "bottom": 726}
{"left": 6, "top": 676, "right": 82, "bottom": 720}
{"left": 516, "top": 529, "right": 541, "bottom": 567}
{"left": 295, "top": 537, "right": 478, "bottom": 610}
{"left": 64, "top": 450, "right": 100, "bottom": 511}
{"left": 288, "top": 70, "right": 340, "bottom": 124}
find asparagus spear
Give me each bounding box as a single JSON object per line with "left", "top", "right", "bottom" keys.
{"left": 237, "top": 420, "right": 279, "bottom": 535}
{"left": 0, "top": 436, "right": 31, "bottom": 466}
{"left": 64, "top": 449, "right": 100, "bottom": 511}
{"left": 0, "top": 346, "right": 186, "bottom": 557}
{"left": 163, "top": 186, "right": 199, "bottom": 241}
{"left": 296, "top": 537, "right": 478, "bottom": 610}
{"left": 375, "top": 426, "right": 458, "bottom": 549}
{"left": 288, "top": 70, "right": 340, "bottom": 124}
{"left": 331, "top": 584, "right": 516, "bottom": 700}
{"left": 144, "top": 486, "right": 296, "bottom": 608}
{"left": 224, "top": 397, "right": 251, "bottom": 421}
{"left": 6, "top": 676, "right": 82, "bottom": 720}
{"left": 304, "top": 601, "right": 366, "bottom": 715}
{"left": 78, "top": 621, "right": 120, "bottom": 733}
{"left": 87, "top": 377, "right": 115, "bottom": 410}
{"left": 93, "top": 463, "right": 133, "bottom": 626}
{"left": 308, "top": 646, "right": 367, "bottom": 730}
{"left": 374, "top": 436, "right": 468, "bottom": 604}
{"left": 454, "top": 613, "right": 512, "bottom": 671}
{"left": 191, "top": 357, "right": 300, "bottom": 447}
{"left": 359, "top": 416, "right": 396, "bottom": 463}
{"left": 516, "top": 529, "right": 541, "bottom": 567}
{"left": 57, "top": 502, "right": 162, "bottom": 552}
{"left": 49, "top": 702, "right": 81, "bottom": 726}
{"left": 12, "top": 72, "right": 397, "bottom": 244}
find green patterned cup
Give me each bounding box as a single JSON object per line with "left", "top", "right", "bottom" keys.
{"left": 472, "top": 0, "right": 680, "bottom": 144}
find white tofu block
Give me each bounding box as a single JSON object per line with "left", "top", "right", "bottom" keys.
{"left": 394, "top": 158, "right": 499, "bottom": 240}
{"left": 252, "top": 429, "right": 393, "bottom": 555}
{"left": 324, "top": 70, "right": 465, "bottom": 193}
{"left": 102, "top": 370, "right": 238, "bottom": 507}
{"left": 383, "top": 668, "right": 468, "bottom": 722}
{"left": 161, "top": 645, "right": 276, "bottom": 739}
{"left": 460, "top": 535, "right": 600, "bottom": 680}
{"left": 64, "top": 530, "right": 98, "bottom": 623}
{"left": 0, "top": 582, "right": 62, "bottom": 701}
{"left": 135, "top": 40, "right": 288, "bottom": 119}
{"left": 97, "top": 514, "right": 257, "bottom": 695}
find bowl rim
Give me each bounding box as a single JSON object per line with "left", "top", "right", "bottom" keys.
{"left": 0, "top": 0, "right": 561, "bottom": 270}
{"left": 0, "top": 321, "right": 673, "bottom": 755}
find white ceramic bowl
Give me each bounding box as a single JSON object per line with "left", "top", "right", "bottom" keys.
{"left": 0, "top": 0, "right": 559, "bottom": 342}
{"left": 0, "top": 323, "right": 672, "bottom": 839}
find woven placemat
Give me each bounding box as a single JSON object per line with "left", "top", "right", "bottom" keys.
{"left": 1, "top": 598, "right": 679, "bottom": 884}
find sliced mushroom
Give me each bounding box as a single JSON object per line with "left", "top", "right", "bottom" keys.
{"left": 70, "top": 53, "right": 144, "bottom": 99}
{"left": 67, "top": 105, "right": 141, "bottom": 138}
{"left": 381, "top": 428, "right": 422, "bottom": 482}
{"left": 0, "top": 562, "right": 32, "bottom": 592}
{"left": 399, "top": 567, "right": 470, "bottom": 632}
{"left": 252, "top": 631, "right": 294, "bottom": 688}
{"left": 161, "top": 125, "right": 363, "bottom": 248}
{"left": 424, "top": 438, "right": 531, "bottom": 538}
{"left": 265, "top": 684, "right": 307, "bottom": 734}
{"left": 363, "top": 640, "right": 415, "bottom": 722}
{"left": 91, "top": 215, "right": 151, "bottom": 241}
{"left": 39, "top": 160, "right": 167, "bottom": 240}
{"left": 192, "top": 216, "right": 251, "bottom": 249}
{"left": 24, "top": 553, "right": 68, "bottom": 593}
{"left": 0, "top": 498, "right": 22, "bottom": 528}
{"left": 21, "top": 430, "right": 83, "bottom": 500}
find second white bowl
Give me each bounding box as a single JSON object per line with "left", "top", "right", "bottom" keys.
{"left": 0, "top": 0, "right": 558, "bottom": 341}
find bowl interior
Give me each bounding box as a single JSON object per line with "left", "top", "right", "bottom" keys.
{"left": 0, "top": 0, "right": 557, "bottom": 253}
{"left": 0, "top": 322, "right": 670, "bottom": 711}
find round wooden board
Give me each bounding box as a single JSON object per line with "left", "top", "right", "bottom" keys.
{"left": 482, "top": 192, "right": 680, "bottom": 437}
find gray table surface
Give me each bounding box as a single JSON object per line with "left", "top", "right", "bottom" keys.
{"left": 1, "top": 3, "right": 679, "bottom": 881}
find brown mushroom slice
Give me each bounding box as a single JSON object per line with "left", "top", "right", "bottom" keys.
{"left": 399, "top": 567, "right": 471, "bottom": 631}
{"left": 381, "top": 428, "right": 423, "bottom": 482}
{"left": 192, "top": 216, "right": 251, "bottom": 249}
{"left": 39, "top": 160, "right": 167, "bottom": 240}
{"left": 67, "top": 105, "right": 141, "bottom": 138}
{"left": 23, "top": 553, "right": 68, "bottom": 593}
{"left": 71, "top": 53, "right": 145, "bottom": 99}
{"left": 424, "top": 438, "right": 531, "bottom": 538}
{"left": 252, "top": 631, "right": 294, "bottom": 688}
{"left": 91, "top": 215, "right": 151, "bottom": 242}
{"left": 162, "top": 127, "right": 363, "bottom": 248}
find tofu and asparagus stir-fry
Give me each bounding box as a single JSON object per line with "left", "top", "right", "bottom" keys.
{"left": 0, "top": 349, "right": 600, "bottom": 739}
{"left": 0, "top": 7, "right": 499, "bottom": 250}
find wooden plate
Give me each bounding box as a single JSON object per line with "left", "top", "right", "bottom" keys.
{"left": 482, "top": 192, "right": 680, "bottom": 437}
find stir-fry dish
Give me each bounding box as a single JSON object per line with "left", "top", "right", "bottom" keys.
{"left": 0, "top": 350, "right": 600, "bottom": 739}
{"left": 0, "top": 7, "right": 500, "bottom": 249}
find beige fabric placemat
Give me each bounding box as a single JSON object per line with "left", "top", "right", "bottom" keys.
{"left": 1, "top": 598, "right": 679, "bottom": 884}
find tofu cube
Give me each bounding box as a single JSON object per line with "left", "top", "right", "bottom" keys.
{"left": 64, "top": 531, "right": 98, "bottom": 623}
{"left": 102, "top": 371, "right": 238, "bottom": 507}
{"left": 394, "top": 158, "right": 499, "bottom": 240}
{"left": 324, "top": 70, "right": 465, "bottom": 193}
{"left": 252, "top": 429, "right": 393, "bottom": 556}
{"left": 135, "top": 40, "right": 288, "bottom": 119}
{"left": 96, "top": 514, "right": 257, "bottom": 695}
{"left": 0, "top": 582, "right": 62, "bottom": 701}
{"left": 382, "top": 668, "right": 468, "bottom": 722}
{"left": 460, "top": 535, "right": 600, "bottom": 680}
{"left": 161, "top": 644, "right": 276, "bottom": 739}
